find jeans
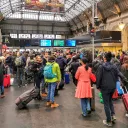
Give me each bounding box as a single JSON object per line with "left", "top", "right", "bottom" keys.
{"left": 101, "top": 89, "right": 115, "bottom": 122}
{"left": 60, "top": 69, "right": 65, "bottom": 80}
{"left": 81, "top": 98, "right": 91, "bottom": 116}
{"left": 0, "top": 85, "right": 4, "bottom": 95}
{"left": 47, "top": 82, "right": 57, "bottom": 103}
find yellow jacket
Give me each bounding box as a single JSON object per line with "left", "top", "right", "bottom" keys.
{"left": 45, "top": 62, "right": 61, "bottom": 83}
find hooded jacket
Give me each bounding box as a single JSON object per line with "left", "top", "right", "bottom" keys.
{"left": 96, "top": 62, "right": 126, "bottom": 90}
{"left": 56, "top": 56, "right": 67, "bottom": 70}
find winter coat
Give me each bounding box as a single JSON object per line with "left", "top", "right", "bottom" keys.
{"left": 45, "top": 62, "right": 61, "bottom": 83}
{"left": 5, "top": 56, "right": 12, "bottom": 67}
{"left": 96, "top": 62, "right": 126, "bottom": 90}
{"left": 69, "top": 61, "right": 80, "bottom": 75}
{"left": 75, "top": 66, "right": 92, "bottom": 98}
{"left": 111, "top": 58, "right": 121, "bottom": 70}
{"left": 56, "top": 56, "right": 67, "bottom": 70}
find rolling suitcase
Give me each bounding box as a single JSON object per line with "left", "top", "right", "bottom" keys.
{"left": 15, "top": 87, "right": 40, "bottom": 109}
{"left": 4, "top": 75, "right": 11, "bottom": 88}
{"left": 122, "top": 94, "right": 128, "bottom": 113}
{"left": 122, "top": 87, "right": 128, "bottom": 113}
{"left": 90, "top": 87, "right": 95, "bottom": 111}
{"left": 65, "top": 73, "right": 70, "bottom": 84}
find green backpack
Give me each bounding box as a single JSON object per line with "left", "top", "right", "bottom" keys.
{"left": 15, "top": 57, "right": 24, "bottom": 66}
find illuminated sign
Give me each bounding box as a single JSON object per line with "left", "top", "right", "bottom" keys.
{"left": 19, "top": 34, "right": 31, "bottom": 39}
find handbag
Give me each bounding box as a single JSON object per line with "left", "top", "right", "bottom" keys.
{"left": 90, "top": 73, "right": 96, "bottom": 83}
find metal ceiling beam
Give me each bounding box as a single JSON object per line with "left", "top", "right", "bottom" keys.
{"left": 66, "top": 0, "right": 80, "bottom": 13}
{"left": 69, "top": 9, "right": 84, "bottom": 28}
{"left": 113, "top": 0, "right": 121, "bottom": 16}
{"left": 66, "top": 13, "right": 78, "bottom": 29}
{"left": 97, "top": 4, "right": 104, "bottom": 20}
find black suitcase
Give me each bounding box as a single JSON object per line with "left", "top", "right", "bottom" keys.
{"left": 15, "top": 87, "right": 40, "bottom": 109}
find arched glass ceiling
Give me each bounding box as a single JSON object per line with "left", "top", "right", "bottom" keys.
{"left": 0, "top": 0, "right": 100, "bottom": 22}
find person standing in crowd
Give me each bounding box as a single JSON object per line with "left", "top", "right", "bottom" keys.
{"left": 120, "top": 51, "right": 125, "bottom": 64}
{"left": 56, "top": 54, "right": 67, "bottom": 80}
{"left": 41, "top": 51, "right": 47, "bottom": 66}
{"left": 116, "top": 53, "right": 120, "bottom": 60}
{"left": 15, "top": 52, "right": 26, "bottom": 87}
{"left": 121, "top": 56, "right": 128, "bottom": 90}
{"left": 32, "top": 55, "right": 43, "bottom": 99}
{"left": 0, "top": 59, "right": 5, "bottom": 98}
{"left": 67, "top": 53, "right": 72, "bottom": 64}
{"left": 69, "top": 57, "right": 80, "bottom": 86}
{"left": 111, "top": 54, "right": 121, "bottom": 70}
{"left": 40, "top": 52, "right": 47, "bottom": 97}
{"left": 96, "top": 52, "right": 127, "bottom": 127}
{"left": 75, "top": 58, "right": 92, "bottom": 117}
{"left": 45, "top": 56, "right": 61, "bottom": 108}
{"left": 5, "top": 52, "right": 13, "bottom": 74}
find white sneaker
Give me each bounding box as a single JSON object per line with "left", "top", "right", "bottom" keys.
{"left": 126, "top": 114, "right": 128, "bottom": 117}
{"left": 103, "top": 120, "right": 112, "bottom": 127}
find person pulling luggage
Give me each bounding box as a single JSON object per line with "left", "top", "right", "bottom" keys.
{"left": 29, "top": 55, "right": 44, "bottom": 100}
{"left": 44, "top": 56, "right": 61, "bottom": 108}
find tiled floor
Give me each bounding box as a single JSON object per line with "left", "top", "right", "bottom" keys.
{"left": 0, "top": 83, "right": 127, "bottom": 128}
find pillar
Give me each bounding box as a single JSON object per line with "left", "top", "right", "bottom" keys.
{"left": 122, "top": 27, "right": 128, "bottom": 51}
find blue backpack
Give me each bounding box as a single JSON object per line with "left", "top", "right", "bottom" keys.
{"left": 43, "top": 63, "right": 56, "bottom": 79}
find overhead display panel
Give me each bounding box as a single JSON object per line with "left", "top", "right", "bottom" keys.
{"left": 10, "top": 34, "right": 17, "bottom": 39}
{"left": 53, "top": 40, "right": 65, "bottom": 47}
{"left": 32, "top": 34, "right": 43, "bottom": 39}
{"left": 44, "top": 34, "right": 55, "bottom": 39}
{"left": 19, "top": 34, "right": 31, "bottom": 39}
{"left": 25, "top": 0, "right": 65, "bottom": 13}
{"left": 40, "top": 40, "right": 52, "bottom": 47}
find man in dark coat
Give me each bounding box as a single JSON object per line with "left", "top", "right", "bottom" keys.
{"left": 56, "top": 55, "right": 67, "bottom": 80}
{"left": 69, "top": 57, "right": 80, "bottom": 86}
{"left": 5, "top": 53, "right": 13, "bottom": 74}
{"left": 96, "top": 52, "right": 127, "bottom": 127}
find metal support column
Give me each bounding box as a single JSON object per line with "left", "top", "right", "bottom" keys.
{"left": 92, "top": 0, "right": 95, "bottom": 61}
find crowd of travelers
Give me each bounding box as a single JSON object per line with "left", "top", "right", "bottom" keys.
{"left": 0, "top": 49, "right": 128, "bottom": 127}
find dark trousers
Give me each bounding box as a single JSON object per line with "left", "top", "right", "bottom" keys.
{"left": 17, "top": 67, "right": 25, "bottom": 86}
{"left": 60, "top": 69, "right": 65, "bottom": 80}
{"left": 72, "top": 74, "right": 77, "bottom": 86}
{"left": 101, "top": 89, "right": 115, "bottom": 122}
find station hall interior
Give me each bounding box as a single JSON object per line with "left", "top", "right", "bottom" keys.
{"left": 0, "top": 0, "right": 128, "bottom": 128}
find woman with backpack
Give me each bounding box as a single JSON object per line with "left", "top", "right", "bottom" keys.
{"left": 44, "top": 56, "right": 61, "bottom": 108}
{"left": 75, "top": 58, "right": 92, "bottom": 117}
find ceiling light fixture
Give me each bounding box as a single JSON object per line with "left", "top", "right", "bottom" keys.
{"left": 119, "top": 22, "right": 125, "bottom": 30}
